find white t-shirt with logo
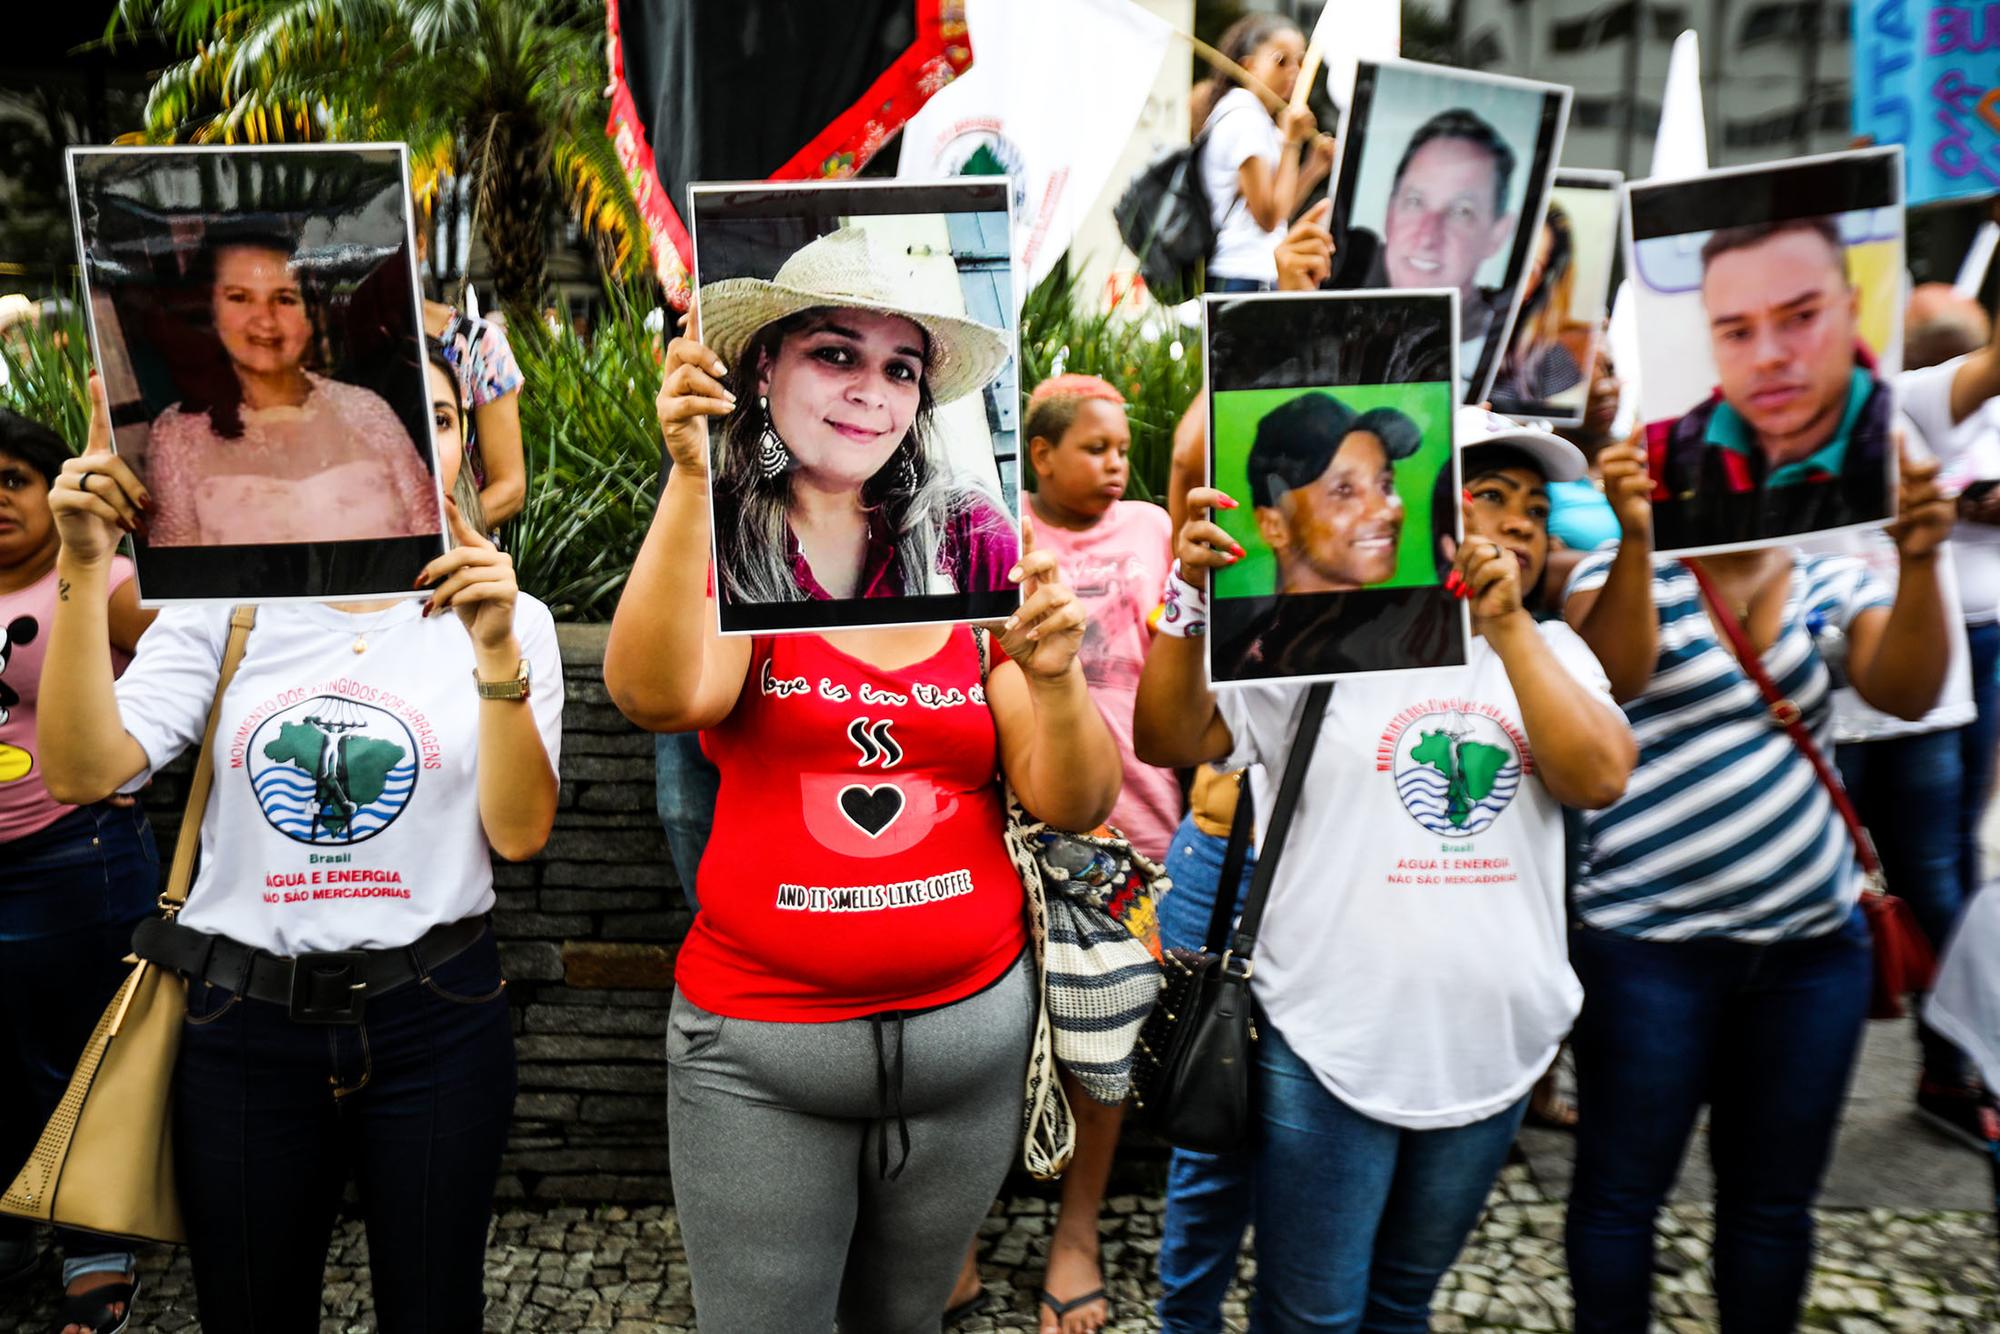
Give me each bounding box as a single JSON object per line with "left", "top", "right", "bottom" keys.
{"left": 1215, "top": 623, "right": 1617, "bottom": 1129}
{"left": 115, "top": 598, "right": 563, "bottom": 955}
{"left": 1202, "top": 87, "right": 1285, "bottom": 284}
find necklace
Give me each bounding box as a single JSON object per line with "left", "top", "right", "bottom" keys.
{"left": 347, "top": 604, "right": 405, "bottom": 655}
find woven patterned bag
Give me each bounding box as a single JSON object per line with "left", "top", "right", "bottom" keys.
{"left": 1002, "top": 802, "right": 1167, "bottom": 1107}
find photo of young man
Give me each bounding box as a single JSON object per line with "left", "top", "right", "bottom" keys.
{"left": 1626, "top": 149, "right": 1903, "bottom": 553}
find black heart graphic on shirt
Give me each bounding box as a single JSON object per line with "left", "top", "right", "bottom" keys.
{"left": 838, "top": 784, "right": 905, "bottom": 838}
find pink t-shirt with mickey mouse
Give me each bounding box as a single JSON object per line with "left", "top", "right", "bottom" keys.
{"left": 0, "top": 557, "right": 136, "bottom": 841}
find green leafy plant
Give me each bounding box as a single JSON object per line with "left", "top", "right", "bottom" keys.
{"left": 502, "top": 291, "right": 662, "bottom": 621}
{"left": 1017, "top": 265, "right": 1205, "bottom": 504}
{"left": 111, "top": 0, "right": 646, "bottom": 315}
{"left": 0, "top": 299, "right": 92, "bottom": 448}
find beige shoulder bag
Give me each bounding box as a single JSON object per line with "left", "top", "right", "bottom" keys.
{"left": 1, "top": 604, "right": 257, "bottom": 1244}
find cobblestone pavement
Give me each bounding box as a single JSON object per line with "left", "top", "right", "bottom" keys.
{"left": 1, "top": 1163, "right": 1992, "bottom": 1332}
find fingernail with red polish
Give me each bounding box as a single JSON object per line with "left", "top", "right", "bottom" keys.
{"left": 1463, "top": 489, "right": 1476, "bottom": 504}
{"left": 1215, "top": 496, "right": 1239, "bottom": 509}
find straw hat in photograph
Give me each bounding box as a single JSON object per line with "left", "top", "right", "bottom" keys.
{"left": 698, "top": 225, "right": 1013, "bottom": 405}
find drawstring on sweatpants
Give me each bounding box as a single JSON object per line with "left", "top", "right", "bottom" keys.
{"left": 870, "top": 1012, "right": 911, "bottom": 1181}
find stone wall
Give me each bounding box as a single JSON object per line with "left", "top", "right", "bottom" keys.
{"left": 145, "top": 623, "right": 692, "bottom": 1205}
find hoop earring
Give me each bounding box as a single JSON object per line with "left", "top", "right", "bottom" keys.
{"left": 757, "top": 396, "right": 790, "bottom": 481}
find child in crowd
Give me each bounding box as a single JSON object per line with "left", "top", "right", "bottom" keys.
{"left": 1004, "top": 374, "right": 1179, "bottom": 1333}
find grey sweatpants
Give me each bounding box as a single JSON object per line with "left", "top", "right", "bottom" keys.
{"left": 665, "top": 952, "right": 1035, "bottom": 1334}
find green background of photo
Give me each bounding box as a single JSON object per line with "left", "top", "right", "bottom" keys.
{"left": 1211, "top": 382, "right": 1456, "bottom": 599}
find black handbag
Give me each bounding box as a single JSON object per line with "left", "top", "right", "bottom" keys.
{"left": 1131, "top": 683, "right": 1330, "bottom": 1154}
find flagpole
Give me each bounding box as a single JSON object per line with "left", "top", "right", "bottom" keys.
{"left": 1170, "top": 30, "right": 1285, "bottom": 114}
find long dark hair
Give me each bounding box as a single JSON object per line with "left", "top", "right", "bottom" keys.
{"left": 422, "top": 335, "right": 484, "bottom": 535}
{"left": 711, "top": 307, "right": 969, "bottom": 604}
{"left": 173, "top": 230, "right": 309, "bottom": 440}
{"left": 1189, "top": 14, "right": 1299, "bottom": 136}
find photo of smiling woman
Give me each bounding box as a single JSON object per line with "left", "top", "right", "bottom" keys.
{"left": 692, "top": 183, "right": 1020, "bottom": 634}
{"left": 68, "top": 144, "right": 447, "bottom": 604}
{"left": 144, "top": 229, "right": 440, "bottom": 548}
{"left": 1204, "top": 291, "right": 1469, "bottom": 684}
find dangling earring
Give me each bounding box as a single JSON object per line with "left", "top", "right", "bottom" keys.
{"left": 895, "top": 446, "right": 919, "bottom": 492}
{"left": 756, "top": 396, "right": 789, "bottom": 481}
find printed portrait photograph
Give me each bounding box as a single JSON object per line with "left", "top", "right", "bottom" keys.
{"left": 1326, "top": 59, "right": 1570, "bottom": 406}
{"left": 690, "top": 179, "right": 1020, "bottom": 635}
{"left": 1205, "top": 291, "right": 1469, "bottom": 686}
{"left": 1488, "top": 169, "right": 1621, "bottom": 425}
{"left": 68, "top": 144, "right": 446, "bottom": 604}
{"left": 1625, "top": 147, "right": 1904, "bottom": 555}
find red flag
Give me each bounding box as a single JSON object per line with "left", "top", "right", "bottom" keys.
{"left": 606, "top": 1, "right": 974, "bottom": 306}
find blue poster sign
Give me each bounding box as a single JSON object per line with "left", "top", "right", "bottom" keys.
{"left": 1853, "top": 1, "right": 2000, "bottom": 205}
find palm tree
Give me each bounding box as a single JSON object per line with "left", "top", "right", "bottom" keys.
{"left": 108, "top": 0, "right": 646, "bottom": 315}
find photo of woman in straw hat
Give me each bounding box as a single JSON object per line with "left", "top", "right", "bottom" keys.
{"left": 691, "top": 182, "right": 1021, "bottom": 634}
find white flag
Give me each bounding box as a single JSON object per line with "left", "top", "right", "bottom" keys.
{"left": 896, "top": 0, "right": 1173, "bottom": 298}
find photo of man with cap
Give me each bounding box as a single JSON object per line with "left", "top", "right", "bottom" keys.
{"left": 1646, "top": 215, "right": 1893, "bottom": 549}
{"left": 1249, "top": 391, "right": 1423, "bottom": 594}
{"left": 1210, "top": 389, "right": 1464, "bottom": 682}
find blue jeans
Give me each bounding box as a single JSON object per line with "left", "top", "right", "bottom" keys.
{"left": 1156, "top": 813, "right": 1258, "bottom": 1334}
{"left": 1837, "top": 729, "right": 1971, "bottom": 1083}
{"left": 1249, "top": 1026, "right": 1527, "bottom": 1333}
{"left": 1206, "top": 276, "right": 1273, "bottom": 293}
{"left": 0, "top": 802, "right": 158, "bottom": 1275}
{"left": 1565, "top": 911, "right": 1871, "bottom": 1333}
{"left": 1961, "top": 620, "right": 2000, "bottom": 898}
{"left": 175, "top": 927, "right": 516, "bottom": 1333}
{"left": 654, "top": 730, "right": 719, "bottom": 913}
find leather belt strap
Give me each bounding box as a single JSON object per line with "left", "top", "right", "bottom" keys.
{"left": 132, "top": 914, "right": 490, "bottom": 1015}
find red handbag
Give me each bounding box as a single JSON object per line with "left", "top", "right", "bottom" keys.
{"left": 1682, "top": 559, "right": 1936, "bottom": 1019}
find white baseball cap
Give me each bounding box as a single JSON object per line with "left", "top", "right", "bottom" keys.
{"left": 1455, "top": 406, "right": 1588, "bottom": 483}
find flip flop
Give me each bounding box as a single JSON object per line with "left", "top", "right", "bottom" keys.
{"left": 53, "top": 1274, "right": 140, "bottom": 1334}
{"left": 944, "top": 1287, "right": 992, "bottom": 1327}
{"left": 1040, "top": 1286, "right": 1111, "bottom": 1323}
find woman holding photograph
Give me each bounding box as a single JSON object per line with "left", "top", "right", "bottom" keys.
{"left": 146, "top": 231, "right": 441, "bottom": 548}
{"left": 603, "top": 316, "right": 1122, "bottom": 1334}
{"left": 1133, "top": 409, "right": 1635, "bottom": 1331}
{"left": 34, "top": 346, "right": 557, "bottom": 1334}
{"left": 1190, "top": 14, "right": 1335, "bottom": 294}
{"left": 1490, "top": 202, "right": 1585, "bottom": 415}
{"left": 697, "top": 226, "right": 1016, "bottom": 609}
{"left": 1561, "top": 430, "right": 1954, "bottom": 1332}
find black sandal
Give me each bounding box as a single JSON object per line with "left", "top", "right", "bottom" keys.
{"left": 945, "top": 1287, "right": 992, "bottom": 1327}
{"left": 52, "top": 1274, "right": 140, "bottom": 1334}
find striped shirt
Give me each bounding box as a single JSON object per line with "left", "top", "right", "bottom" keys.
{"left": 1567, "top": 552, "right": 1891, "bottom": 943}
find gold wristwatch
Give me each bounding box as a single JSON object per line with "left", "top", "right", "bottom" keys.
{"left": 473, "top": 659, "right": 532, "bottom": 701}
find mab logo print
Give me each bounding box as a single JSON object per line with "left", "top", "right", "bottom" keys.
{"left": 247, "top": 695, "right": 418, "bottom": 845}
{"left": 1389, "top": 709, "right": 1522, "bottom": 837}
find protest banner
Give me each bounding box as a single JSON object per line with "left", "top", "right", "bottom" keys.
{"left": 1852, "top": 0, "right": 2000, "bottom": 206}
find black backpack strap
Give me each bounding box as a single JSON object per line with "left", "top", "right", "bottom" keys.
{"left": 1202, "top": 772, "right": 1256, "bottom": 955}
{"left": 1224, "top": 682, "right": 1331, "bottom": 969}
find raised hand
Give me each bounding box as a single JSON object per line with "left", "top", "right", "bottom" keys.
{"left": 994, "top": 515, "right": 1087, "bottom": 682}
{"left": 48, "top": 373, "right": 149, "bottom": 565}
{"left": 417, "top": 499, "right": 520, "bottom": 651}
{"left": 1446, "top": 526, "right": 1525, "bottom": 630}
{"left": 1889, "top": 441, "right": 1956, "bottom": 561}
{"left": 1597, "top": 427, "right": 1653, "bottom": 542}
{"left": 1173, "top": 486, "right": 1244, "bottom": 591}
{"left": 1276, "top": 199, "right": 1335, "bottom": 292}
{"left": 655, "top": 324, "right": 736, "bottom": 479}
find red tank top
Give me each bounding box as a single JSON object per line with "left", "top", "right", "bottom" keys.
{"left": 677, "top": 628, "right": 1028, "bottom": 1021}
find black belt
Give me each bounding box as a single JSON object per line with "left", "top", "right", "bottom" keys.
{"left": 132, "top": 914, "right": 490, "bottom": 1025}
